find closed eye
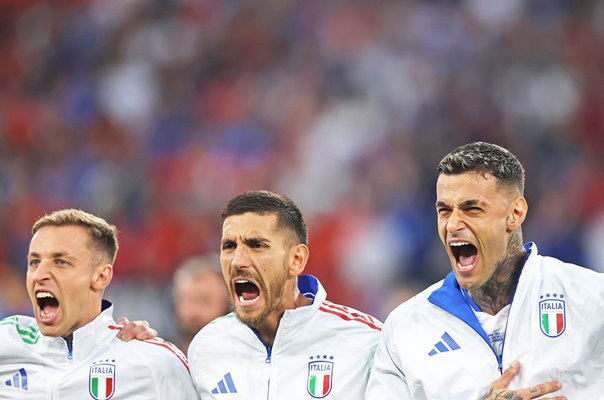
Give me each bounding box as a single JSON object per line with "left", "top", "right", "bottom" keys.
{"left": 222, "top": 240, "right": 236, "bottom": 250}
{"left": 245, "top": 238, "right": 268, "bottom": 249}
{"left": 436, "top": 207, "right": 451, "bottom": 216}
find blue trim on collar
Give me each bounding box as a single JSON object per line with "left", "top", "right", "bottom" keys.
{"left": 101, "top": 299, "right": 112, "bottom": 311}
{"left": 461, "top": 288, "right": 480, "bottom": 312}
{"left": 428, "top": 272, "right": 490, "bottom": 345}
{"left": 298, "top": 275, "right": 318, "bottom": 302}
{"left": 428, "top": 242, "right": 535, "bottom": 346}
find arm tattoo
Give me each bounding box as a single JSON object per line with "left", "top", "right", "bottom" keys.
{"left": 469, "top": 231, "right": 526, "bottom": 315}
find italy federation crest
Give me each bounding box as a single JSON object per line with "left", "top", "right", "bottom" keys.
{"left": 307, "top": 355, "right": 334, "bottom": 398}
{"left": 89, "top": 360, "right": 116, "bottom": 400}
{"left": 539, "top": 293, "right": 566, "bottom": 338}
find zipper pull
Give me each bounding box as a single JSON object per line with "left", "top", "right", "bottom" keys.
{"left": 66, "top": 339, "right": 73, "bottom": 360}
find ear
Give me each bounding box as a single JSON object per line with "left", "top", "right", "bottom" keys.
{"left": 288, "top": 244, "right": 309, "bottom": 277}
{"left": 507, "top": 196, "right": 528, "bottom": 232}
{"left": 92, "top": 264, "right": 113, "bottom": 292}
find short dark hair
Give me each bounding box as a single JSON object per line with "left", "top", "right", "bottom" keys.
{"left": 221, "top": 191, "right": 308, "bottom": 245}
{"left": 32, "top": 209, "right": 119, "bottom": 264}
{"left": 437, "top": 142, "right": 525, "bottom": 194}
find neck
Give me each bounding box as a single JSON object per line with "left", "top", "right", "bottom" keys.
{"left": 468, "top": 234, "right": 526, "bottom": 315}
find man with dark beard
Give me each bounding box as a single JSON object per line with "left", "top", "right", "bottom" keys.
{"left": 187, "top": 190, "right": 381, "bottom": 399}
{"left": 366, "top": 142, "right": 604, "bottom": 399}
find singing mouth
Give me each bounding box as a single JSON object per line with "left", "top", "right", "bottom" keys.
{"left": 36, "top": 290, "right": 60, "bottom": 321}
{"left": 233, "top": 279, "right": 261, "bottom": 305}
{"left": 449, "top": 241, "right": 477, "bottom": 271}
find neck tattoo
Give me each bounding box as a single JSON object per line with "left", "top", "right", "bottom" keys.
{"left": 469, "top": 232, "right": 526, "bottom": 315}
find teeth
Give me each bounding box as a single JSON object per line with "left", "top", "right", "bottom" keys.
{"left": 235, "top": 280, "right": 249, "bottom": 284}
{"left": 450, "top": 242, "right": 470, "bottom": 247}
{"left": 40, "top": 310, "right": 56, "bottom": 319}
{"left": 238, "top": 295, "right": 258, "bottom": 304}
{"left": 36, "top": 292, "right": 55, "bottom": 299}
{"left": 457, "top": 262, "right": 475, "bottom": 271}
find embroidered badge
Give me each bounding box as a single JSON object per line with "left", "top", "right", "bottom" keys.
{"left": 89, "top": 359, "right": 116, "bottom": 400}
{"left": 539, "top": 293, "right": 566, "bottom": 338}
{"left": 307, "top": 355, "right": 334, "bottom": 398}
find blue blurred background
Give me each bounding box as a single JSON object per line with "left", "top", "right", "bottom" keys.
{"left": 1, "top": 0, "right": 604, "bottom": 342}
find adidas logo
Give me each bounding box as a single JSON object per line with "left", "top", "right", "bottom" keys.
{"left": 428, "top": 332, "right": 460, "bottom": 356}
{"left": 211, "top": 372, "right": 237, "bottom": 394}
{"left": 4, "top": 368, "right": 28, "bottom": 390}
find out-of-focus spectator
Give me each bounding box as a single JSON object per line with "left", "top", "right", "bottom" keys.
{"left": 172, "top": 254, "right": 229, "bottom": 353}
{"left": 0, "top": 264, "right": 30, "bottom": 318}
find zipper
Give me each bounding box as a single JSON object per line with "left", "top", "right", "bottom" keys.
{"left": 251, "top": 328, "right": 272, "bottom": 398}
{"left": 265, "top": 346, "right": 272, "bottom": 399}
{"left": 460, "top": 288, "right": 507, "bottom": 375}
{"left": 63, "top": 337, "right": 73, "bottom": 360}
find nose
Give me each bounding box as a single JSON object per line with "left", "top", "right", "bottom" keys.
{"left": 30, "top": 260, "right": 51, "bottom": 282}
{"left": 230, "top": 246, "right": 252, "bottom": 269}
{"left": 446, "top": 209, "right": 466, "bottom": 234}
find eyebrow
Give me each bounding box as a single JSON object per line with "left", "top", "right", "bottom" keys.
{"left": 28, "top": 251, "right": 73, "bottom": 259}
{"left": 221, "top": 236, "right": 270, "bottom": 245}
{"left": 435, "top": 199, "right": 484, "bottom": 208}
{"left": 244, "top": 236, "right": 270, "bottom": 245}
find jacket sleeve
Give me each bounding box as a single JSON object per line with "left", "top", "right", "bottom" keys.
{"left": 144, "top": 340, "right": 201, "bottom": 400}
{"left": 365, "top": 319, "right": 413, "bottom": 399}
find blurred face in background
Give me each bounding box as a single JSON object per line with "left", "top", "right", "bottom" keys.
{"left": 174, "top": 269, "right": 229, "bottom": 336}
{"left": 26, "top": 225, "right": 111, "bottom": 339}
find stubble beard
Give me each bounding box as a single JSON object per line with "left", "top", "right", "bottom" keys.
{"left": 232, "top": 267, "right": 289, "bottom": 330}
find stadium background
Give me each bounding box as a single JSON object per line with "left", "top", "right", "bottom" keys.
{"left": 1, "top": 0, "right": 603, "bottom": 342}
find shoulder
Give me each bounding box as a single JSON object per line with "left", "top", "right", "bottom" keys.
{"left": 317, "top": 301, "right": 382, "bottom": 333}
{"left": 0, "top": 315, "right": 41, "bottom": 346}
{"left": 188, "top": 313, "right": 242, "bottom": 351}
{"left": 123, "top": 336, "right": 190, "bottom": 373}
{"left": 190, "top": 313, "right": 241, "bottom": 343}
{"left": 313, "top": 301, "right": 382, "bottom": 355}
{"left": 192, "top": 313, "right": 241, "bottom": 341}
{"left": 532, "top": 254, "right": 604, "bottom": 285}
{"left": 383, "top": 280, "right": 443, "bottom": 329}
{"left": 188, "top": 313, "right": 244, "bottom": 363}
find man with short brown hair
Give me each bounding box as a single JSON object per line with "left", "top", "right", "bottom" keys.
{"left": 0, "top": 209, "right": 199, "bottom": 399}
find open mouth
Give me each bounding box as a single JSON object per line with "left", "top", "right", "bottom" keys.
{"left": 36, "top": 291, "right": 59, "bottom": 321}
{"left": 450, "top": 242, "right": 477, "bottom": 271}
{"left": 233, "top": 280, "right": 261, "bottom": 305}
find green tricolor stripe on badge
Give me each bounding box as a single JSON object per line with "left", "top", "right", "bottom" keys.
{"left": 541, "top": 312, "right": 563, "bottom": 335}
{"left": 92, "top": 377, "right": 99, "bottom": 396}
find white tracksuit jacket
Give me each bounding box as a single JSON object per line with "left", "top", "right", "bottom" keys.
{"left": 188, "top": 275, "right": 382, "bottom": 399}
{"left": 0, "top": 301, "right": 199, "bottom": 400}
{"left": 366, "top": 243, "right": 604, "bottom": 399}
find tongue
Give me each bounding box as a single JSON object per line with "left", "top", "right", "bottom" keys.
{"left": 458, "top": 246, "right": 477, "bottom": 267}
{"left": 242, "top": 290, "right": 259, "bottom": 301}
{"left": 241, "top": 283, "right": 260, "bottom": 301}
{"left": 42, "top": 302, "right": 59, "bottom": 314}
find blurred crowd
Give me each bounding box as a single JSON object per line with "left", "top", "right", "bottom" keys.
{"left": 1, "top": 0, "right": 604, "bottom": 340}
